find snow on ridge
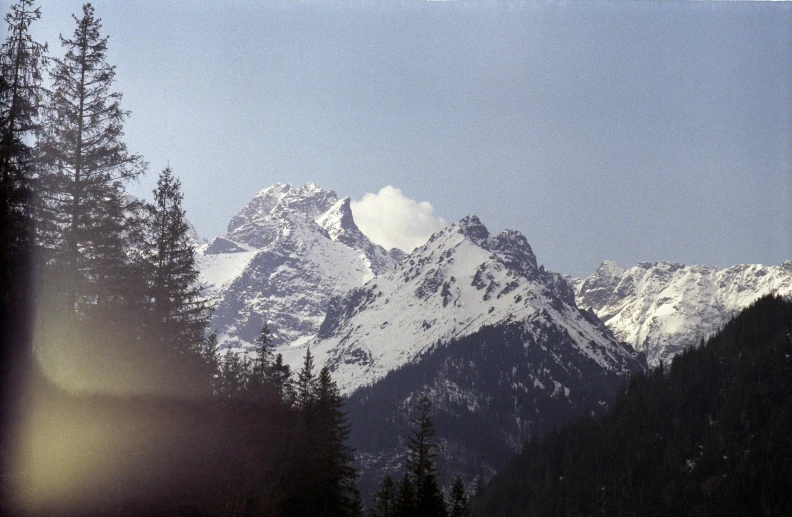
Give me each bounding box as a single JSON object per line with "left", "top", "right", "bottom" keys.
{"left": 197, "top": 182, "right": 401, "bottom": 353}
{"left": 198, "top": 181, "right": 789, "bottom": 399}
{"left": 298, "top": 215, "right": 642, "bottom": 395}
{"left": 575, "top": 259, "right": 792, "bottom": 366}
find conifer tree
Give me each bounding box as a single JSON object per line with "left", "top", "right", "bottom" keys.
{"left": 351, "top": 490, "right": 365, "bottom": 517}
{"left": 248, "top": 323, "right": 274, "bottom": 396}
{"left": 0, "top": 0, "right": 46, "bottom": 463}
{"left": 447, "top": 476, "right": 470, "bottom": 517}
{"left": 313, "top": 366, "right": 360, "bottom": 516}
{"left": 406, "top": 395, "right": 447, "bottom": 517}
{"left": 395, "top": 474, "right": 416, "bottom": 517}
{"left": 287, "top": 363, "right": 360, "bottom": 516}
{"left": 270, "top": 352, "right": 293, "bottom": 405}
{"left": 297, "top": 346, "right": 316, "bottom": 410}
{"left": 219, "top": 352, "right": 249, "bottom": 399}
{"left": 0, "top": 0, "right": 46, "bottom": 281}
{"left": 36, "top": 3, "right": 145, "bottom": 313}
{"left": 140, "top": 166, "right": 212, "bottom": 391}
{"left": 202, "top": 332, "right": 222, "bottom": 393}
{"left": 255, "top": 322, "right": 274, "bottom": 368}
{"left": 146, "top": 170, "right": 209, "bottom": 336}
{"left": 370, "top": 474, "right": 397, "bottom": 517}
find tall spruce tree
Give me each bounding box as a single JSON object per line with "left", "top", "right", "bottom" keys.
{"left": 395, "top": 474, "right": 416, "bottom": 517}
{"left": 0, "top": 0, "right": 45, "bottom": 280}
{"left": 370, "top": 474, "right": 397, "bottom": 517}
{"left": 297, "top": 346, "right": 316, "bottom": 410}
{"left": 248, "top": 323, "right": 274, "bottom": 398}
{"left": 202, "top": 332, "right": 222, "bottom": 394}
{"left": 0, "top": 0, "right": 46, "bottom": 476}
{"left": 255, "top": 323, "right": 274, "bottom": 368}
{"left": 271, "top": 352, "right": 293, "bottom": 406}
{"left": 142, "top": 166, "right": 212, "bottom": 392}
{"left": 146, "top": 168, "right": 209, "bottom": 342}
{"left": 36, "top": 3, "right": 145, "bottom": 314}
{"left": 406, "top": 395, "right": 447, "bottom": 517}
{"left": 447, "top": 476, "right": 470, "bottom": 517}
{"left": 313, "top": 366, "right": 360, "bottom": 516}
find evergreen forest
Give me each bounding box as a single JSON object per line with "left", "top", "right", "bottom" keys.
{"left": 472, "top": 294, "right": 792, "bottom": 516}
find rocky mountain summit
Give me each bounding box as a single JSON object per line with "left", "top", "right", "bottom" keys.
{"left": 295, "top": 214, "right": 644, "bottom": 395}
{"left": 573, "top": 260, "right": 792, "bottom": 366}
{"left": 196, "top": 182, "right": 401, "bottom": 350}
{"left": 194, "top": 181, "right": 790, "bottom": 391}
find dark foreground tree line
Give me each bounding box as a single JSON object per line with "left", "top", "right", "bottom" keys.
{"left": 0, "top": 2, "right": 473, "bottom": 515}
{"left": 367, "top": 395, "right": 470, "bottom": 517}
{"left": 0, "top": 1, "right": 363, "bottom": 514}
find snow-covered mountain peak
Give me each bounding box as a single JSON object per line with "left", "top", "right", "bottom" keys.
{"left": 575, "top": 259, "right": 792, "bottom": 366}
{"left": 454, "top": 214, "right": 490, "bottom": 244}
{"left": 489, "top": 229, "right": 538, "bottom": 275}
{"left": 316, "top": 196, "right": 401, "bottom": 276}
{"left": 226, "top": 182, "right": 338, "bottom": 239}
{"left": 412, "top": 216, "right": 539, "bottom": 282}
{"left": 222, "top": 183, "right": 337, "bottom": 249}
{"left": 573, "top": 259, "right": 626, "bottom": 309}
{"left": 281, "top": 183, "right": 338, "bottom": 221}
{"left": 297, "top": 215, "right": 643, "bottom": 394}
{"left": 597, "top": 259, "right": 625, "bottom": 278}
{"left": 197, "top": 182, "right": 402, "bottom": 350}
{"left": 316, "top": 196, "right": 356, "bottom": 242}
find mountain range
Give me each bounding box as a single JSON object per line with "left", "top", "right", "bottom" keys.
{"left": 193, "top": 182, "right": 790, "bottom": 493}
{"left": 572, "top": 259, "right": 792, "bottom": 366}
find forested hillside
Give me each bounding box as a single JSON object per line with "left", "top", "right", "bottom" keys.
{"left": 472, "top": 295, "right": 792, "bottom": 516}
{"left": 346, "top": 320, "right": 642, "bottom": 500}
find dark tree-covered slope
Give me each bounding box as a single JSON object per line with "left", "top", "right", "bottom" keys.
{"left": 346, "top": 319, "right": 644, "bottom": 502}
{"left": 472, "top": 295, "right": 792, "bottom": 517}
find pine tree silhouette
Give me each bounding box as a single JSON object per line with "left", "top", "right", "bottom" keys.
{"left": 447, "top": 476, "right": 470, "bottom": 517}
{"left": 406, "top": 395, "right": 447, "bottom": 517}
{"left": 370, "top": 474, "right": 397, "bottom": 517}
{"left": 37, "top": 3, "right": 145, "bottom": 313}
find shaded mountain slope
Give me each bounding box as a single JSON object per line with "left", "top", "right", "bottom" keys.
{"left": 473, "top": 295, "right": 792, "bottom": 517}
{"left": 346, "top": 319, "right": 645, "bottom": 501}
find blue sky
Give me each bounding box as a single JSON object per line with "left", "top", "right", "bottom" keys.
{"left": 26, "top": 0, "right": 792, "bottom": 276}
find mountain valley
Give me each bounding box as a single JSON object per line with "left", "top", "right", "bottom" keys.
{"left": 190, "top": 182, "right": 791, "bottom": 496}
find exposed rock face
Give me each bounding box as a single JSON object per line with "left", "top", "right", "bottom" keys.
{"left": 574, "top": 260, "right": 792, "bottom": 366}
{"left": 293, "top": 215, "right": 643, "bottom": 394}
{"left": 195, "top": 183, "right": 401, "bottom": 350}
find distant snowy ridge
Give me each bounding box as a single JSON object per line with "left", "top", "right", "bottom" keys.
{"left": 196, "top": 182, "right": 402, "bottom": 351}
{"left": 573, "top": 260, "right": 792, "bottom": 366}
{"left": 291, "top": 215, "right": 643, "bottom": 394}
{"left": 193, "top": 181, "right": 788, "bottom": 395}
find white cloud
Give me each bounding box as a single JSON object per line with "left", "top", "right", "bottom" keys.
{"left": 351, "top": 186, "right": 448, "bottom": 252}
